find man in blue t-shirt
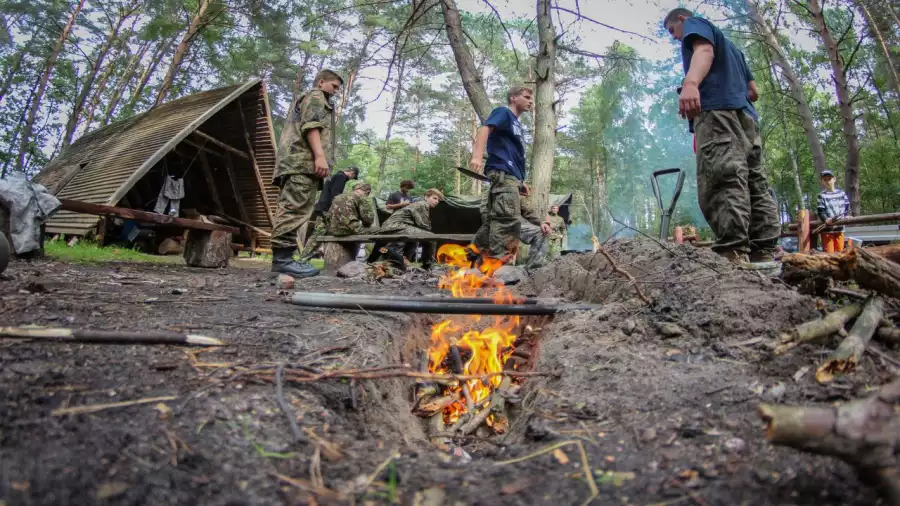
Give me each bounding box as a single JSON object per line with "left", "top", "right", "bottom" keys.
{"left": 469, "top": 86, "right": 551, "bottom": 264}
{"left": 664, "top": 8, "right": 780, "bottom": 264}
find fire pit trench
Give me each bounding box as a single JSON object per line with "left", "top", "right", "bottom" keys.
{"left": 410, "top": 244, "right": 549, "bottom": 447}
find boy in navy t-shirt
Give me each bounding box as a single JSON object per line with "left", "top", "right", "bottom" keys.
{"left": 664, "top": 8, "right": 779, "bottom": 264}
{"left": 469, "top": 87, "right": 551, "bottom": 264}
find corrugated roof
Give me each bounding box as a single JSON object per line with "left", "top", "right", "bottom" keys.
{"left": 34, "top": 78, "right": 279, "bottom": 242}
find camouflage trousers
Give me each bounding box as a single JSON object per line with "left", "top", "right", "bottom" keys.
{"left": 472, "top": 171, "right": 522, "bottom": 260}
{"left": 695, "top": 110, "right": 780, "bottom": 255}
{"left": 518, "top": 220, "right": 549, "bottom": 270}
{"left": 271, "top": 174, "right": 318, "bottom": 250}
{"left": 368, "top": 225, "right": 434, "bottom": 266}
{"left": 299, "top": 216, "right": 328, "bottom": 260}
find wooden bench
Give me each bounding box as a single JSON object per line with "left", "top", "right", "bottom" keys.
{"left": 59, "top": 199, "right": 242, "bottom": 268}
{"left": 317, "top": 233, "right": 473, "bottom": 274}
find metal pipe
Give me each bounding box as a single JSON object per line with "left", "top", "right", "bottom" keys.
{"left": 288, "top": 292, "right": 600, "bottom": 315}
{"left": 296, "top": 292, "right": 539, "bottom": 305}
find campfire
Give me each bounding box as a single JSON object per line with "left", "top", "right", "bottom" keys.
{"left": 415, "top": 244, "right": 537, "bottom": 441}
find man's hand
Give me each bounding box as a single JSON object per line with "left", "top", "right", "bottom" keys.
{"left": 747, "top": 80, "right": 759, "bottom": 103}
{"left": 520, "top": 182, "right": 530, "bottom": 196}
{"left": 826, "top": 217, "right": 835, "bottom": 225}
{"left": 314, "top": 156, "right": 329, "bottom": 178}
{"left": 468, "top": 157, "right": 483, "bottom": 174}
{"left": 540, "top": 222, "right": 551, "bottom": 236}
{"left": 678, "top": 83, "right": 701, "bottom": 120}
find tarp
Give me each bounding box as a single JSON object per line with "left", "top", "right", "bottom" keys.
{"left": 374, "top": 193, "right": 573, "bottom": 234}
{"left": 0, "top": 172, "right": 61, "bottom": 255}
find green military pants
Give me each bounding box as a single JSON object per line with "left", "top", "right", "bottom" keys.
{"left": 694, "top": 110, "right": 780, "bottom": 255}
{"left": 271, "top": 174, "right": 318, "bottom": 250}
{"left": 472, "top": 171, "right": 521, "bottom": 260}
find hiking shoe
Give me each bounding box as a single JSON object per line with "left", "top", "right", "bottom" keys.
{"left": 749, "top": 250, "right": 776, "bottom": 263}
{"left": 271, "top": 248, "right": 319, "bottom": 278}
{"left": 719, "top": 249, "right": 750, "bottom": 265}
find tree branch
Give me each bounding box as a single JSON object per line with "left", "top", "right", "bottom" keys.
{"left": 550, "top": 6, "right": 657, "bottom": 42}
{"left": 481, "top": 0, "right": 520, "bottom": 70}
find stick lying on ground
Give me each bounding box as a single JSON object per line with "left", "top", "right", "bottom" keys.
{"left": 0, "top": 326, "right": 225, "bottom": 346}
{"left": 816, "top": 296, "right": 884, "bottom": 383}
{"left": 773, "top": 303, "right": 863, "bottom": 355}
{"left": 288, "top": 292, "right": 602, "bottom": 315}
{"left": 53, "top": 395, "right": 177, "bottom": 416}
{"left": 782, "top": 248, "right": 900, "bottom": 300}
{"left": 759, "top": 379, "right": 900, "bottom": 505}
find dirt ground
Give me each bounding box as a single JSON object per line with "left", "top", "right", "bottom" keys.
{"left": 0, "top": 239, "right": 894, "bottom": 505}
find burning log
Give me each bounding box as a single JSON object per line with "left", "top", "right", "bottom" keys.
{"left": 773, "top": 303, "right": 864, "bottom": 355}
{"left": 414, "top": 394, "right": 460, "bottom": 416}
{"left": 782, "top": 248, "right": 900, "bottom": 300}
{"left": 759, "top": 379, "right": 900, "bottom": 505}
{"left": 450, "top": 345, "right": 475, "bottom": 414}
{"left": 816, "top": 297, "right": 884, "bottom": 383}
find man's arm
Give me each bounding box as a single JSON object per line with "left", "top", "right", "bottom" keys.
{"left": 816, "top": 193, "right": 829, "bottom": 222}
{"left": 358, "top": 197, "right": 376, "bottom": 227}
{"left": 468, "top": 125, "right": 494, "bottom": 173}
{"left": 680, "top": 39, "right": 714, "bottom": 120}
{"left": 305, "top": 129, "right": 329, "bottom": 178}
{"left": 385, "top": 193, "right": 410, "bottom": 210}
{"left": 747, "top": 80, "right": 759, "bottom": 102}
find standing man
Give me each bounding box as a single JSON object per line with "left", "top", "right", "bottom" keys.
{"left": 469, "top": 86, "right": 551, "bottom": 265}
{"left": 547, "top": 205, "right": 567, "bottom": 258}
{"left": 386, "top": 180, "right": 416, "bottom": 210}
{"left": 816, "top": 169, "right": 851, "bottom": 253}
{"left": 664, "top": 9, "right": 780, "bottom": 263}
{"left": 270, "top": 69, "right": 343, "bottom": 278}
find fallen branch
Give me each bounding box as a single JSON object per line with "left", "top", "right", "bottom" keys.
{"left": 275, "top": 364, "right": 306, "bottom": 444}
{"left": 828, "top": 287, "right": 869, "bottom": 300}
{"left": 877, "top": 326, "right": 900, "bottom": 346}
{"left": 759, "top": 379, "right": 900, "bottom": 505}
{"left": 817, "top": 297, "right": 884, "bottom": 383}
{"left": 0, "top": 326, "right": 224, "bottom": 346}
{"left": 53, "top": 395, "right": 177, "bottom": 416}
{"left": 597, "top": 247, "right": 652, "bottom": 305}
{"left": 782, "top": 248, "right": 900, "bottom": 300}
{"left": 245, "top": 364, "right": 550, "bottom": 385}
{"left": 773, "top": 303, "right": 863, "bottom": 355}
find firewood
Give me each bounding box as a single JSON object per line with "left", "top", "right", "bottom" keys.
{"left": 773, "top": 303, "right": 863, "bottom": 355}
{"left": 877, "top": 326, "right": 900, "bottom": 346}
{"left": 414, "top": 394, "right": 459, "bottom": 416}
{"left": 816, "top": 297, "right": 884, "bottom": 383}
{"left": 759, "top": 379, "right": 900, "bottom": 505}
{"left": 782, "top": 248, "right": 900, "bottom": 300}
{"left": 866, "top": 245, "right": 900, "bottom": 265}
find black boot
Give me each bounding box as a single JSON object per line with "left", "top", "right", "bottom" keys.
{"left": 271, "top": 248, "right": 319, "bottom": 278}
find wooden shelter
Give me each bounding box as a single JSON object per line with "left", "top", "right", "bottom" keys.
{"left": 33, "top": 78, "right": 278, "bottom": 250}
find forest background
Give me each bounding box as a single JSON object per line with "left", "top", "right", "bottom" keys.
{"left": 1, "top": 0, "right": 897, "bottom": 247}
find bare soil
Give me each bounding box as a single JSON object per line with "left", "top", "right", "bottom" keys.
{"left": 0, "top": 239, "right": 893, "bottom": 505}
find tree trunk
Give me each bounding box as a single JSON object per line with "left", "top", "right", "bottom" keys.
{"left": 809, "top": 0, "right": 863, "bottom": 215}
{"left": 63, "top": 8, "right": 131, "bottom": 147}
{"left": 377, "top": 52, "right": 407, "bottom": 185}
{"left": 155, "top": 0, "right": 212, "bottom": 106}
{"left": 531, "top": 0, "right": 557, "bottom": 217}
{"left": 124, "top": 37, "right": 172, "bottom": 117}
{"left": 857, "top": 0, "right": 900, "bottom": 98}
{"left": 440, "top": 0, "right": 492, "bottom": 121}
{"left": 747, "top": 2, "right": 828, "bottom": 177}
{"left": 104, "top": 40, "right": 150, "bottom": 124}
{"left": 16, "top": 0, "right": 84, "bottom": 171}
{"left": 81, "top": 46, "right": 123, "bottom": 133}
{"left": 455, "top": 115, "right": 462, "bottom": 195}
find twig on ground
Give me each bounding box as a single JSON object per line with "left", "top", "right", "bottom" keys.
{"left": 0, "top": 326, "right": 224, "bottom": 346}
{"left": 274, "top": 472, "right": 345, "bottom": 501}
{"left": 817, "top": 297, "right": 884, "bottom": 383}
{"left": 52, "top": 395, "right": 177, "bottom": 416}
{"left": 866, "top": 342, "right": 900, "bottom": 370}
{"left": 828, "top": 287, "right": 869, "bottom": 300}
{"left": 773, "top": 303, "right": 864, "bottom": 355}
{"left": 276, "top": 364, "right": 306, "bottom": 444}
{"left": 360, "top": 451, "right": 401, "bottom": 495}
{"left": 495, "top": 440, "right": 599, "bottom": 506}
{"left": 251, "top": 366, "right": 551, "bottom": 385}
{"left": 597, "top": 247, "right": 652, "bottom": 305}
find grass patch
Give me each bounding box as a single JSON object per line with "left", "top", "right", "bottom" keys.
{"left": 44, "top": 239, "right": 178, "bottom": 264}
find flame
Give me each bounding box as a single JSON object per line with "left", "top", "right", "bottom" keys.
{"left": 427, "top": 244, "right": 520, "bottom": 426}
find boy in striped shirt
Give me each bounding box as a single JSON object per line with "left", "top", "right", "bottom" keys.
{"left": 816, "top": 170, "right": 851, "bottom": 253}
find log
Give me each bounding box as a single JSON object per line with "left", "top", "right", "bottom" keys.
{"left": 0, "top": 326, "right": 224, "bottom": 346}
{"left": 414, "top": 394, "right": 460, "bottom": 416}
{"left": 773, "top": 302, "right": 864, "bottom": 355}
{"left": 322, "top": 242, "right": 356, "bottom": 275}
{"left": 782, "top": 248, "right": 900, "bottom": 300}
{"left": 788, "top": 211, "right": 900, "bottom": 231}
{"left": 184, "top": 229, "right": 232, "bottom": 268}
{"left": 867, "top": 245, "right": 900, "bottom": 265}
{"left": 798, "top": 209, "right": 810, "bottom": 253}
{"left": 877, "top": 326, "right": 900, "bottom": 346}
{"left": 816, "top": 297, "right": 884, "bottom": 383}
{"left": 759, "top": 379, "right": 900, "bottom": 505}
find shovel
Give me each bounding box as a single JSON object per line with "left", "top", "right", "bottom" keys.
{"left": 650, "top": 168, "right": 686, "bottom": 241}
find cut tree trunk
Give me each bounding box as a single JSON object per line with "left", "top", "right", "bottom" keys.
{"left": 759, "top": 379, "right": 900, "bottom": 505}
{"left": 866, "top": 245, "right": 900, "bottom": 265}
{"left": 782, "top": 248, "right": 900, "bottom": 300}
{"left": 774, "top": 302, "right": 863, "bottom": 354}
{"left": 809, "top": 0, "right": 863, "bottom": 215}
{"left": 748, "top": 2, "right": 828, "bottom": 177}
{"left": 531, "top": 0, "right": 557, "bottom": 217}
{"left": 15, "top": 0, "right": 85, "bottom": 172}
{"left": 155, "top": 0, "right": 212, "bottom": 106}
{"left": 184, "top": 229, "right": 232, "bottom": 268}
{"left": 816, "top": 296, "right": 884, "bottom": 383}
{"left": 322, "top": 242, "right": 356, "bottom": 275}
{"left": 440, "top": 0, "right": 492, "bottom": 121}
